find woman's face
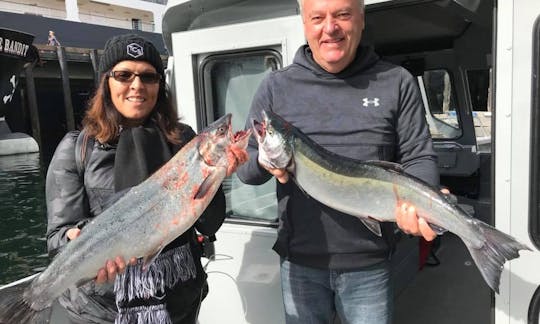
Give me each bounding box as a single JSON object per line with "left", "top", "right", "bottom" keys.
{"left": 107, "top": 60, "right": 160, "bottom": 126}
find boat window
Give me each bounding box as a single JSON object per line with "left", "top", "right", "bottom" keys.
{"left": 199, "top": 50, "right": 281, "bottom": 223}
{"left": 419, "top": 69, "right": 462, "bottom": 139}
{"left": 467, "top": 69, "right": 492, "bottom": 153}
{"left": 530, "top": 17, "right": 540, "bottom": 249}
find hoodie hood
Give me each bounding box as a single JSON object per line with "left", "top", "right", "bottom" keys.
{"left": 293, "top": 43, "right": 380, "bottom": 79}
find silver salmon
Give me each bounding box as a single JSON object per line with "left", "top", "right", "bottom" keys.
{"left": 252, "top": 109, "right": 530, "bottom": 293}
{"left": 0, "top": 114, "right": 251, "bottom": 323}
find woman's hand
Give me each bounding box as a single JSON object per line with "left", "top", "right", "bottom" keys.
{"left": 66, "top": 227, "right": 136, "bottom": 284}
{"left": 95, "top": 256, "right": 136, "bottom": 284}
{"left": 66, "top": 228, "right": 81, "bottom": 241}
{"left": 226, "top": 145, "right": 249, "bottom": 176}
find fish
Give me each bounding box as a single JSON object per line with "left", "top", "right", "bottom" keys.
{"left": 251, "top": 109, "right": 530, "bottom": 293}
{"left": 0, "top": 113, "right": 251, "bottom": 323}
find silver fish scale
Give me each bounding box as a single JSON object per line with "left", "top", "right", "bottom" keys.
{"left": 24, "top": 116, "right": 235, "bottom": 311}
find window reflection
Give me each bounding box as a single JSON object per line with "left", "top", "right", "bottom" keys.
{"left": 200, "top": 51, "right": 281, "bottom": 222}
{"left": 421, "top": 69, "right": 462, "bottom": 139}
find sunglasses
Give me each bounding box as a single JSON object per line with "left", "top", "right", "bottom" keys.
{"left": 108, "top": 70, "right": 162, "bottom": 84}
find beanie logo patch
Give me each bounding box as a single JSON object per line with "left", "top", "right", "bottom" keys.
{"left": 126, "top": 43, "right": 144, "bottom": 58}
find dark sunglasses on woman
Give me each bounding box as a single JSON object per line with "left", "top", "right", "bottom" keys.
{"left": 108, "top": 70, "right": 162, "bottom": 84}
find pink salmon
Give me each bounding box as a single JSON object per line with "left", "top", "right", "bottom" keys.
{"left": 0, "top": 113, "right": 251, "bottom": 323}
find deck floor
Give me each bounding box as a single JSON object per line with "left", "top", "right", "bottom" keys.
{"left": 394, "top": 233, "right": 492, "bottom": 324}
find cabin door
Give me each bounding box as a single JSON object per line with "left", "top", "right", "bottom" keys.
{"left": 495, "top": 1, "right": 540, "bottom": 323}
{"left": 170, "top": 15, "right": 304, "bottom": 324}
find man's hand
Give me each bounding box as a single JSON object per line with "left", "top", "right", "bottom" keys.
{"left": 67, "top": 227, "right": 136, "bottom": 284}
{"left": 395, "top": 188, "right": 450, "bottom": 241}
{"left": 261, "top": 165, "right": 289, "bottom": 184}
{"left": 395, "top": 202, "right": 437, "bottom": 241}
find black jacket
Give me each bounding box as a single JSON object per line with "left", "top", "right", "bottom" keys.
{"left": 237, "top": 44, "right": 438, "bottom": 270}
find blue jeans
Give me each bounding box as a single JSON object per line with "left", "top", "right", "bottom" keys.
{"left": 280, "top": 259, "right": 393, "bottom": 324}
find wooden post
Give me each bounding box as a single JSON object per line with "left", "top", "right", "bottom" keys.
{"left": 24, "top": 64, "right": 42, "bottom": 150}
{"left": 89, "top": 49, "right": 99, "bottom": 89}
{"left": 56, "top": 46, "right": 75, "bottom": 131}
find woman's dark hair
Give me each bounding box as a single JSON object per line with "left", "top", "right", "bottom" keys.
{"left": 82, "top": 74, "right": 185, "bottom": 145}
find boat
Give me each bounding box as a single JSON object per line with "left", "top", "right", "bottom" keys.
{"left": 0, "top": 27, "right": 39, "bottom": 155}
{"left": 2, "top": 0, "right": 540, "bottom": 323}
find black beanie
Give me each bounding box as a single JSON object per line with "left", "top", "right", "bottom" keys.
{"left": 99, "top": 34, "right": 164, "bottom": 79}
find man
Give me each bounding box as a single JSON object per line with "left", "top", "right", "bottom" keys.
{"left": 237, "top": 0, "right": 439, "bottom": 323}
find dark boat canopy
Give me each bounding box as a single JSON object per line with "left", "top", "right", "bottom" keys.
{"left": 162, "top": 0, "right": 298, "bottom": 53}
{"left": 0, "top": 11, "right": 166, "bottom": 54}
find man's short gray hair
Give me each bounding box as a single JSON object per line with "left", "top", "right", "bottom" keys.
{"left": 297, "top": 0, "right": 365, "bottom": 15}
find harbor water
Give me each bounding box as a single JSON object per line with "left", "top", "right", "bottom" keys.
{"left": 0, "top": 152, "right": 48, "bottom": 285}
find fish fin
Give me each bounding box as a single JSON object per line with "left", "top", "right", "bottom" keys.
{"left": 291, "top": 179, "right": 311, "bottom": 199}
{"left": 194, "top": 172, "right": 221, "bottom": 200}
{"left": 464, "top": 221, "right": 531, "bottom": 293}
{"left": 142, "top": 245, "right": 165, "bottom": 271}
{"left": 360, "top": 217, "right": 383, "bottom": 237}
{"left": 286, "top": 159, "right": 296, "bottom": 174}
{"left": 0, "top": 277, "right": 51, "bottom": 323}
{"left": 68, "top": 284, "right": 80, "bottom": 302}
{"left": 364, "top": 160, "right": 404, "bottom": 172}
{"left": 442, "top": 191, "right": 458, "bottom": 205}
{"left": 74, "top": 278, "right": 92, "bottom": 288}
{"left": 427, "top": 223, "right": 448, "bottom": 235}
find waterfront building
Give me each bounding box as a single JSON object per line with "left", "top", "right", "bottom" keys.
{"left": 0, "top": 0, "right": 168, "bottom": 158}
{"left": 0, "top": 0, "right": 166, "bottom": 33}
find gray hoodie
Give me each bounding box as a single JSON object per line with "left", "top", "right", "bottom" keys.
{"left": 237, "top": 44, "right": 438, "bottom": 269}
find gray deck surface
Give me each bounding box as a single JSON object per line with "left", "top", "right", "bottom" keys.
{"left": 394, "top": 233, "right": 492, "bottom": 324}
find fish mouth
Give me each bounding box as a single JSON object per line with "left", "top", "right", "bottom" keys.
{"left": 230, "top": 113, "right": 251, "bottom": 149}
{"left": 251, "top": 118, "right": 266, "bottom": 143}
{"left": 233, "top": 128, "right": 252, "bottom": 146}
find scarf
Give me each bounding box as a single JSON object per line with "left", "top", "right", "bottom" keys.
{"left": 112, "top": 122, "right": 198, "bottom": 324}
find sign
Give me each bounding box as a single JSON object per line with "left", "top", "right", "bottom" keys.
{"left": 0, "top": 28, "right": 38, "bottom": 117}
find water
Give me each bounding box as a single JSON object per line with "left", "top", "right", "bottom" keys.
{"left": 0, "top": 153, "right": 49, "bottom": 285}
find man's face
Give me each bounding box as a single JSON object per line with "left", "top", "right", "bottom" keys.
{"left": 301, "top": 0, "right": 364, "bottom": 73}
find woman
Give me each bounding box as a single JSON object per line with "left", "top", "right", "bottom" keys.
{"left": 45, "top": 34, "right": 229, "bottom": 323}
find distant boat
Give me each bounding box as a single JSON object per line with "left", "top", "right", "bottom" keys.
{"left": 0, "top": 28, "right": 39, "bottom": 155}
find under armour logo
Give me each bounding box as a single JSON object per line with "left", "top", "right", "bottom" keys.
{"left": 127, "top": 43, "right": 144, "bottom": 58}
{"left": 362, "top": 98, "right": 380, "bottom": 107}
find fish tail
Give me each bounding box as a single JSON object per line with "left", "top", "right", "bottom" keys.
{"left": 464, "top": 221, "right": 531, "bottom": 293}
{"left": 0, "top": 279, "right": 50, "bottom": 324}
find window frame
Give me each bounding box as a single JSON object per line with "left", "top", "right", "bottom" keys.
{"left": 529, "top": 16, "right": 540, "bottom": 250}
{"left": 196, "top": 49, "right": 282, "bottom": 126}
{"left": 419, "top": 68, "right": 464, "bottom": 140}
{"left": 196, "top": 48, "right": 283, "bottom": 224}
